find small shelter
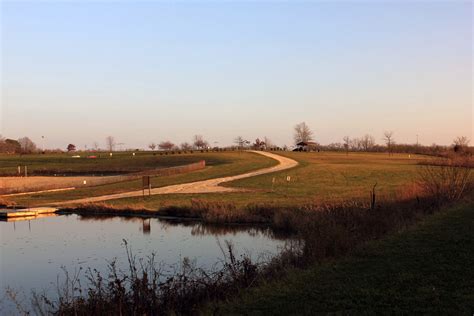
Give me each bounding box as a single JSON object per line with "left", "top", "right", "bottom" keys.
{"left": 295, "top": 141, "right": 319, "bottom": 152}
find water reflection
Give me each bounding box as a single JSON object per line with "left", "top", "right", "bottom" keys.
{"left": 75, "top": 214, "right": 291, "bottom": 239}
{"left": 1, "top": 213, "right": 288, "bottom": 311}
{"left": 0, "top": 213, "right": 58, "bottom": 222}
{"left": 142, "top": 218, "right": 151, "bottom": 235}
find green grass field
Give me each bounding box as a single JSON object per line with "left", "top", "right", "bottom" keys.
{"left": 101, "top": 151, "right": 428, "bottom": 210}
{"left": 0, "top": 151, "right": 223, "bottom": 176}
{"left": 4, "top": 151, "right": 430, "bottom": 208}
{"left": 5, "top": 151, "right": 278, "bottom": 206}
{"left": 215, "top": 200, "right": 474, "bottom": 314}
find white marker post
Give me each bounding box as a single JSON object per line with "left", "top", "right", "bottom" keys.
{"left": 286, "top": 175, "right": 291, "bottom": 195}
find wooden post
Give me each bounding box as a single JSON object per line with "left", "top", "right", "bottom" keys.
{"left": 142, "top": 176, "right": 151, "bottom": 198}
{"left": 18, "top": 166, "right": 21, "bottom": 176}
{"left": 370, "top": 182, "right": 377, "bottom": 210}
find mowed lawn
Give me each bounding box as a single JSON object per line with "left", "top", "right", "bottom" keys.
{"left": 214, "top": 200, "right": 474, "bottom": 314}
{"left": 104, "top": 151, "right": 429, "bottom": 209}
{"left": 5, "top": 151, "right": 277, "bottom": 206}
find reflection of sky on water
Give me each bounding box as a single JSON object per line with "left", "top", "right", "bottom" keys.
{"left": 0, "top": 214, "right": 287, "bottom": 311}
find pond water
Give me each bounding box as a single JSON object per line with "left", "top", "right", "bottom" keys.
{"left": 0, "top": 214, "right": 287, "bottom": 313}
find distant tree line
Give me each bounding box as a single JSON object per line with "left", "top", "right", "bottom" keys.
{"left": 1, "top": 129, "right": 471, "bottom": 157}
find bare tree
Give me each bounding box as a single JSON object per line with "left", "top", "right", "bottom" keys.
{"left": 18, "top": 137, "right": 37, "bottom": 154}
{"left": 106, "top": 136, "right": 116, "bottom": 152}
{"left": 253, "top": 138, "right": 265, "bottom": 150}
{"left": 148, "top": 142, "right": 157, "bottom": 151}
{"left": 180, "top": 142, "right": 192, "bottom": 151}
{"left": 343, "top": 136, "right": 350, "bottom": 155}
{"left": 350, "top": 138, "right": 362, "bottom": 151}
{"left": 294, "top": 122, "right": 314, "bottom": 144}
{"left": 361, "top": 134, "right": 375, "bottom": 151}
{"left": 159, "top": 141, "right": 174, "bottom": 151}
{"left": 193, "top": 135, "right": 208, "bottom": 150}
{"left": 453, "top": 136, "right": 470, "bottom": 153}
{"left": 383, "top": 131, "right": 395, "bottom": 156}
{"left": 234, "top": 136, "right": 246, "bottom": 150}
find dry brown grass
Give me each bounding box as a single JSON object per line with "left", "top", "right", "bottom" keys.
{"left": 0, "top": 196, "right": 15, "bottom": 207}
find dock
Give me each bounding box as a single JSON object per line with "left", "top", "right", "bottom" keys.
{"left": 0, "top": 207, "right": 58, "bottom": 219}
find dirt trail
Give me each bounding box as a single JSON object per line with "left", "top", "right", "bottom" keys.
{"left": 52, "top": 151, "right": 298, "bottom": 206}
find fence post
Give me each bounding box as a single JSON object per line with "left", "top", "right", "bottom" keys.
{"left": 370, "top": 182, "right": 377, "bottom": 210}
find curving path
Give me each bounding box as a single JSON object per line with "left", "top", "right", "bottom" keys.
{"left": 52, "top": 151, "right": 298, "bottom": 206}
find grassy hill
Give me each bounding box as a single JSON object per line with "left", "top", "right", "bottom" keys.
{"left": 215, "top": 200, "right": 474, "bottom": 314}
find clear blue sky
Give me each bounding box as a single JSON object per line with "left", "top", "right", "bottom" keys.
{"left": 1, "top": 1, "right": 472, "bottom": 149}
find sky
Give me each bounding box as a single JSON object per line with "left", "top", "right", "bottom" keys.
{"left": 1, "top": 1, "right": 472, "bottom": 150}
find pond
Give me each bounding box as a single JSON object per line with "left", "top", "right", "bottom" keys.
{"left": 0, "top": 213, "right": 288, "bottom": 313}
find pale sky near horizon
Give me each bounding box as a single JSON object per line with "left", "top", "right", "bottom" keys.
{"left": 1, "top": 1, "right": 472, "bottom": 150}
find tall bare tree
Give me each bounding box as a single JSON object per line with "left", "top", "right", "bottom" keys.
{"left": 234, "top": 136, "right": 246, "bottom": 150}
{"left": 148, "top": 142, "right": 157, "bottom": 151}
{"left": 193, "top": 135, "right": 208, "bottom": 150}
{"left": 180, "top": 142, "right": 192, "bottom": 151}
{"left": 343, "top": 136, "right": 350, "bottom": 155}
{"left": 453, "top": 136, "right": 470, "bottom": 153}
{"left": 453, "top": 136, "right": 470, "bottom": 147}
{"left": 106, "top": 136, "right": 116, "bottom": 152}
{"left": 361, "top": 134, "right": 375, "bottom": 151}
{"left": 253, "top": 138, "right": 266, "bottom": 150}
{"left": 294, "top": 122, "right": 313, "bottom": 144}
{"left": 18, "top": 137, "right": 37, "bottom": 154}
{"left": 383, "top": 131, "right": 394, "bottom": 156}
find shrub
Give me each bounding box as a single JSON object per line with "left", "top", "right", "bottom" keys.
{"left": 418, "top": 157, "right": 472, "bottom": 204}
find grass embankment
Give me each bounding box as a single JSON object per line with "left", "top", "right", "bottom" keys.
{"left": 217, "top": 200, "right": 474, "bottom": 314}
{"left": 33, "top": 194, "right": 474, "bottom": 315}
{"left": 7, "top": 151, "right": 277, "bottom": 206}
{"left": 0, "top": 151, "right": 206, "bottom": 176}
{"left": 102, "top": 152, "right": 429, "bottom": 210}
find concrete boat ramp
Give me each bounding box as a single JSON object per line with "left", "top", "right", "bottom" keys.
{"left": 0, "top": 207, "right": 58, "bottom": 220}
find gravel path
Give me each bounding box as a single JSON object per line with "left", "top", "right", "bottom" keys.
{"left": 52, "top": 151, "right": 298, "bottom": 206}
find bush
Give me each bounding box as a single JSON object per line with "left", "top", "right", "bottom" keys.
{"left": 418, "top": 157, "right": 472, "bottom": 204}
